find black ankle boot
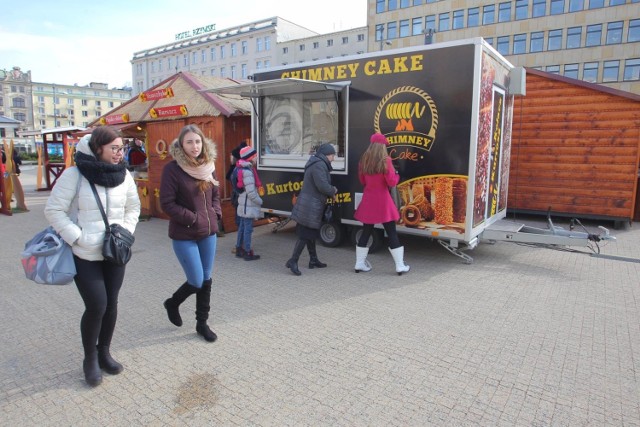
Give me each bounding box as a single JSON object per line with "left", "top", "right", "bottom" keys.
{"left": 309, "top": 257, "right": 327, "bottom": 268}
{"left": 97, "top": 346, "right": 123, "bottom": 375}
{"left": 83, "top": 353, "right": 102, "bottom": 387}
{"left": 286, "top": 259, "right": 301, "bottom": 276}
{"left": 196, "top": 321, "right": 218, "bottom": 342}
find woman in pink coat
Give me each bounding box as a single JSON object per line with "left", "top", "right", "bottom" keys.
{"left": 353, "top": 133, "right": 410, "bottom": 275}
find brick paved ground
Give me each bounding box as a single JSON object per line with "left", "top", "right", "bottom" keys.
{"left": 1, "top": 165, "right": 639, "bottom": 426}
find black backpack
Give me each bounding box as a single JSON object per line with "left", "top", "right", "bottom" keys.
{"left": 230, "top": 168, "right": 245, "bottom": 207}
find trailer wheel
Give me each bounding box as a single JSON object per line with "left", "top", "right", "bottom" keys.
{"left": 350, "top": 227, "right": 384, "bottom": 253}
{"left": 319, "top": 222, "right": 345, "bottom": 247}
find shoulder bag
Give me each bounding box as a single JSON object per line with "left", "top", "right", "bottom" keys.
{"left": 21, "top": 226, "right": 76, "bottom": 285}
{"left": 89, "top": 182, "right": 135, "bottom": 265}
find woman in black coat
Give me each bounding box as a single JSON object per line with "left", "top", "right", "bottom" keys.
{"left": 286, "top": 143, "right": 337, "bottom": 276}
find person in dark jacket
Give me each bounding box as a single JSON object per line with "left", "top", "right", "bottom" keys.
{"left": 286, "top": 143, "right": 338, "bottom": 276}
{"left": 160, "top": 124, "right": 221, "bottom": 342}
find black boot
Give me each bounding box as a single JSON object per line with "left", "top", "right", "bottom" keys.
{"left": 97, "top": 346, "right": 123, "bottom": 375}
{"left": 164, "top": 282, "right": 198, "bottom": 327}
{"left": 83, "top": 351, "right": 102, "bottom": 387}
{"left": 285, "top": 239, "right": 306, "bottom": 276}
{"left": 307, "top": 239, "right": 327, "bottom": 268}
{"left": 195, "top": 279, "right": 217, "bottom": 342}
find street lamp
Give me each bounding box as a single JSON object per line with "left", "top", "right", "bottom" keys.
{"left": 377, "top": 26, "right": 392, "bottom": 50}
{"left": 424, "top": 27, "right": 435, "bottom": 45}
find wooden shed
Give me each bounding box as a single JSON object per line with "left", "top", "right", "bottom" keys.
{"left": 509, "top": 69, "right": 640, "bottom": 226}
{"left": 87, "top": 72, "right": 252, "bottom": 231}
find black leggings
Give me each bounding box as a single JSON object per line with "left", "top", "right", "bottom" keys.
{"left": 358, "top": 221, "right": 401, "bottom": 249}
{"left": 73, "top": 256, "right": 126, "bottom": 355}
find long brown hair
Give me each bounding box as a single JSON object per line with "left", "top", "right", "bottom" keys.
{"left": 176, "top": 124, "right": 217, "bottom": 192}
{"left": 358, "top": 142, "right": 389, "bottom": 175}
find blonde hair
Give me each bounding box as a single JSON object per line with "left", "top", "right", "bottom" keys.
{"left": 359, "top": 142, "right": 389, "bottom": 175}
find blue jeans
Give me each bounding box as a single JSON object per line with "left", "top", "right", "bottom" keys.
{"left": 236, "top": 217, "right": 254, "bottom": 252}
{"left": 172, "top": 234, "right": 217, "bottom": 288}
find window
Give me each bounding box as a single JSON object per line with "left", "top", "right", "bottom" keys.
{"left": 439, "top": 12, "right": 450, "bottom": 31}
{"left": 497, "top": 36, "right": 510, "bottom": 55}
{"left": 220, "top": 45, "right": 226, "bottom": 59}
{"left": 566, "top": 26, "right": 582, "bottom": 48}
{"left": 159, "top": 59, "right": 163, "bottom": 71}
{"left": 210, "top": 68, "right": 216, "bottom": 76}
{"left": 12, "top": 97, "right": 25, "bottom": 108}
{"left": 513, "top": 33, "right": 527, "bottom": 54}
{"left": 388, "top": 0, "right": 398, "bottom": 10}
{"left": 515, "top": 0, "right": 528, "bottom": 20}
{"left": 230, "top": 65, "right": 236, "bottom": 79}
{"left": 483, "top": 5, "right": 495, "bottom": 24}
{"left": 564, "top": 63, "right": 579, "bottom": 78}
{"left": 400, "top": 19, "right": 410, "bottom": 37}
{"left": 387, "top": 22, "right": 398, "bottom": 38}
{"left": 241, "top": 41, "right": 248, "bottom": 55}
{"left": 414, "top": 0, "right": 423, "bottom": 4}
{"left": 453, "top": 10, "right": 464, "bottom": 29}
{"left": 546, "top": 65, "right": 560, "bottom": 74}
{"left": 498, "top": 2, "right": 512, "bottom": 22}
{"left": 201, "top": 50, "right": 206, "bottom": 63}
{"left": 623, "top": 58, "right": 640, "bottom": 80}
{"left": 588, "top": 0, "right": 604, "bottom": 8}
{"left": 265, "top": 37, "right": 271, "bottom": 51}
{"left": 342, "top": 36, "right": 349, "bottom": 44}
{"left": 242, "top": 64, "right": 248, "bottom": 79}
{"left": 81, "top": 99, "right": 88, "bottom": 106}
{"left": 425, "top": 15, "right": 436, "bottom": 30}
{"left": 231, "top": 43, "right": 237, "bottom": 57}
{"left": 629, "top": 19, "right": 640, "bottom": 42}
{"left": 569, "top": 0, "right": 584, "bottom": 11}
{"left": 108, "top": 101, "right": 114, "bottom": 108}
{"left": 603, "top": 60, "right": 619, "bottom": 81}
{"left": 583, "top": 62, "right": 599, "bottom": 82}
{"left": 401, "top": 0, "right": 410, "bottom": 7}
{"left": 548, "top": 29, "right": 563, "bottom": 50}
{"left": 299, "top": 44, "right": 305, "bottom": 51}
{"left": 327, "top": 39, "right": 334, "bottom": 46}
{"left": 412, "top": 17, "right": 423, "bottom": 35}
{"left": 53, "top": 97, "right": 60, "bottom": 105}
{"left": 609, "top": 0, "right": 625, "bottom": 4}
{"left": 485, "top": 37, "right": 494, "bottom": 46}
{"left": 606, "top": 21, "right": 623, "bottom": 44}
{"left": 67, "top": 98, "right": 74, "bottom": 105}
{"left": 192, "top": 52, "right": 197, "bottom": 65}
{"left": 82, "top": 110, "right": 89, "bottom": 117}
{"left": 220, "top": 67, "right": 226, "bottom": 78}
{"left": 586, "top": 24, "right": 602, "bottom": 46}
{"left": 550, "top": 0, "right": 565, "bottom": 14}
{"left": 183, "top": 54, "right": 188, "bottom": 66}
{"left": 14, "top": 112, "right": 26, "bottom": 122}
{"left": 257, "top": 38, "right": 263, "bottom": 52}
{"left": 96, "top": 100, "right": 101, "bottom": 106}
{"left": 530, "top": 31, "right": 544, "bottom": 52}
{"left": 357, "top": 34, "right": 365, "bottom": 41}
{"left": 468, "top": 8, "right": 479, "bottom": 27}
{"left": 210, "top": 48, "right": 216, "bottom": 61}
{"left": 376, "top": 24, "right": 384, "bottom": 41}
{"left": 283, "top": 47, "right": 289, "bottom": 54}
{"left": 376, "top": 0, "right": 385, "bottom": 13}
{"left": 313, "top": 42, "right": 319, "bottom": 49}
{"left": 532, "top": 0, "right": 546, "bottom": 17}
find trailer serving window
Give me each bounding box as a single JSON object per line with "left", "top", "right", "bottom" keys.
{"left": 205, "top": 78, "right": 349, "bottom": 171}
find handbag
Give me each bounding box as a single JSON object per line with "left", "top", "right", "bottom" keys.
{"left": 21, "top": 226, "right": 76, "bottom": 285}
{"left": 89, "top": 182, "right": 135, "bottom": 265}
{"left": 323, "top": 203, "right": 334, "bottom": 223}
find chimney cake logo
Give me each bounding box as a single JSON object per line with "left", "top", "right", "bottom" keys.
{"left": 373, "top": 86, "right": 438, "bottom": 151}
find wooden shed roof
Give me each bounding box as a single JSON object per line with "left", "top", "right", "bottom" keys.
{"left": 88, "top": 72, "right": 252, "bottom": 127}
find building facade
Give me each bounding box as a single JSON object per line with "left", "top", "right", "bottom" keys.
{"left": 369, "top": 0, "right": 640, "bottom": 94}
{"left": 130, "top": 17, "right": 320, "bottom": 95}
{"left": 278, "top": 27, "right": 368, "bottom": 65}
{"left": 0, "top": 67, "right": 34, "bottom": 140}
{"left": 31, "top": 82, "right": 130, "bottom": 132}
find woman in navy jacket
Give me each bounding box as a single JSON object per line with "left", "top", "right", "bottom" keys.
{"left": 160, "top": 124, "right": 221, "bottom": 343}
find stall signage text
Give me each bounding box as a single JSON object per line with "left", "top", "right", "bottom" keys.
{"left": 139, "top": 87, "right": 174, "bottom": 102}
{"left": 149, "top": 105, "right": 188, "bottom": 119}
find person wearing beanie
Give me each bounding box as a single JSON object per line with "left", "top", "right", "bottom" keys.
{"left": 160, "top": 124, "right": 221, "bottom": 343}
{"left": 235, "top": 145, "right": 263, "bottom": 261}
{"left": 353, "top": 133, "right": 410, "bottom": 275}
{"left": 225, "top": 141, "right": 248, "bottom": 254}
{"left": 286, "top": 143, "right": 338, "bottom": 276}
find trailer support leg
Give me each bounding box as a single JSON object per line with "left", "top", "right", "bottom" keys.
{"left": 438, "top": 240, "right": 474, "bottom": 264}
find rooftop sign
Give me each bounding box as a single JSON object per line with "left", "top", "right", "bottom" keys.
{"left": 175, "top": 24, "right": 216, "bottom": 41}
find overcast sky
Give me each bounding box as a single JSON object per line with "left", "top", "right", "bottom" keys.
{"left": 1, "top": 0, "right": 367, "bottom": 88}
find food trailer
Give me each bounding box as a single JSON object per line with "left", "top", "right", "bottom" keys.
{"left": 208, "top": 38, "right": 613, "bottom": 262}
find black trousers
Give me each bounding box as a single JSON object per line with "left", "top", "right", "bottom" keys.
{"left": 358, "top": 221, "right": 401, "bottom": 249}
{"left": 73, "top": 256, "right": 126, "bottom": 355}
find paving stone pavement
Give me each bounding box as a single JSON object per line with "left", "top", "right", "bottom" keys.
{"left": 2, "top": 165, "right": 640, "bottom": 426}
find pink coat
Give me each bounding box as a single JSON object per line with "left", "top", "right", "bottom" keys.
{"left": 354, "top": 157, "right": 400, "bottom": 224}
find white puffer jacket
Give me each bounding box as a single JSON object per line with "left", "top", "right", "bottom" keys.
{"left": 44, "top": 142, "right": 140, "bottom": 261}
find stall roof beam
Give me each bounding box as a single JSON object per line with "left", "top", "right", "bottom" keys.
{"left": 203, "top": 78, "right": 349, "bottom": 98}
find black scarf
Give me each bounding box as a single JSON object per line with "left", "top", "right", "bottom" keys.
{"left": 75, "top": 152, "right": 126, "bottom": 188}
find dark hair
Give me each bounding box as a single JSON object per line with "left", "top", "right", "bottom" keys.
{"left": 89, "top": 127, "right": 121, "bottom": 158}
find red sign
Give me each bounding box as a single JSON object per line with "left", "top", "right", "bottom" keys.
{"left": 139, "top": 87, "right": 174, "bottom": 102}
{"left": 149, "top": 105, "right": 188, "bottom": 119}
{"left": 100, "top": 113, "right": 129, "bottom": 125}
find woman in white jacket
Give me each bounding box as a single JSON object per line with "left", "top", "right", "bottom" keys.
{"left": 45, "top": 127, "right": 140, "bottom": 387}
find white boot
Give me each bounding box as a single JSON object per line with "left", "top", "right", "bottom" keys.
{"left": 389, "top": 246, "right": 410, "bottom": 275}
{"left": 354, "top": 246, "right": 372, "bottom": 273}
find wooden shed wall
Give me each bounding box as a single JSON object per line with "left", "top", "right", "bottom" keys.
{"left": 508, "top": 73, "right": 640, "bottom": 221}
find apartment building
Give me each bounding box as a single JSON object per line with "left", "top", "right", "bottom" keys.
{"left": 130, "top": 17, "right": 319, "bottom": 95}
{"left": 278, "top": 27, "right": 368, "bottom": 65}
{"left": 0, "top": 67, "right": 34, "bottom": 142}
{"left": 32, "top": 82, "right": 131, "bottom": 131}
{"left": 369, "top": 0, "right": 640, "bottom": 93}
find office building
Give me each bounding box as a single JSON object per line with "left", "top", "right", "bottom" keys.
{"left": 369, "top": 0, "right": 640, "bottom": 94}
